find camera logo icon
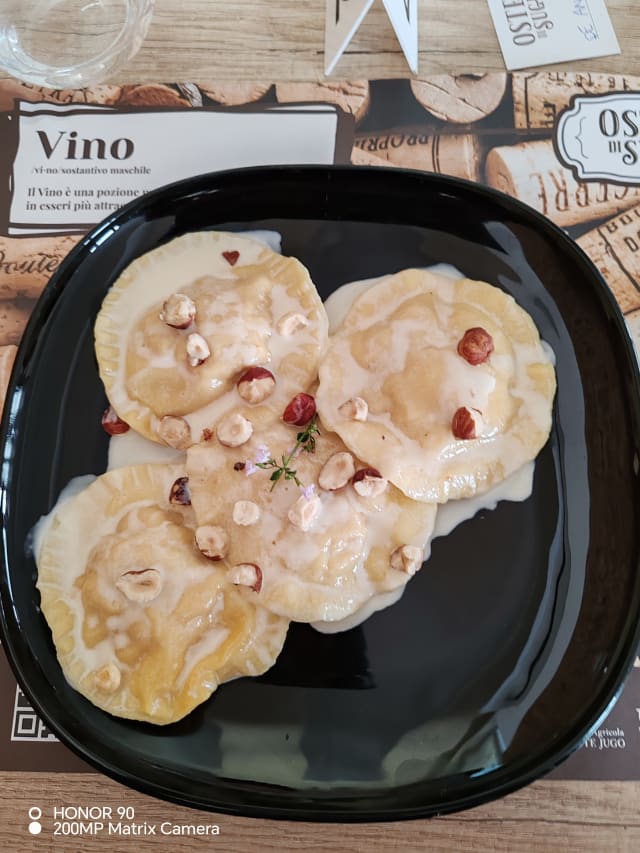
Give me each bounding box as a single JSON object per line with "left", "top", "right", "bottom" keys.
{"left": 28, "top": 807, "right": 42, "bottom": 835}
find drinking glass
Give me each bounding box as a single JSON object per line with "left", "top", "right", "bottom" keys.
{"left": 0, "top": 0, "right": 154, "bottom": 89}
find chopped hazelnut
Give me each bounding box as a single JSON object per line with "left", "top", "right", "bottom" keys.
{"left": 116, "top": 568, "right": 163, "bottom": 603}
{"left": 233, "top": 500, "right": 261, "bottom": 526}
{"left": 158, "top": 415, "right": 191, "bottom": 449}
{"left": 237, "top": 366, "right": 276, "bottom": 404}
{"left": 227, "top": 563, "right": 262, "bottom": 593}
{"left": 452, "top": 406, "right": 482, "bottom": 440}
{"left": 457, "top": 327, "right": 494, "bottom": 365}
{"left": 352, "top": 467, "right": 388, "bottom": 497}
{"left": 160, "top": 292, "right": 196, "bottom": 329}
{"left": 276, "top": 311, "right": 309, "bottom": 336}
{"left": 318, "top": 451, "right": 356, "bottom": 491}
{"left": 338, "top": 396, "right": 368, "bottom": 421}
{"left": 390, "top": 545, "right": 423, "bottom": 576}
{"left": 195, "top": 525, "right": 229, "bottom": 560}
{"left": 93, "top": 662, "right": 121, "bottom": 693}
{"left": 169, "top": 476, "right": 191, "bottom": 506}
{"left": 101, "top": 405, "right": 130, "bottom": 435}
{"left": 288, "top": 493, "right": 322, "bottom": 531}
{"left": 186, "top": 332, "right": 211, "bottom": 367}
{"left": 216, "top": 412, "right": 253, "bottom": 447}
{"left": 282, "top": 392, "right": 316, "bottom": 426}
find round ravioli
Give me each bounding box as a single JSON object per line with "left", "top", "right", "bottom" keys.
{"left": 95, "top": 231, "right": 328, "bottom": 447}
{"left": 316, "top": 268, "right": 556, "bottom": 503}
{"left": 185, "top": 419, "right": 436, "bottom": 623}
{"left": 35, "top": 464, "right": 289, "bottom": 724}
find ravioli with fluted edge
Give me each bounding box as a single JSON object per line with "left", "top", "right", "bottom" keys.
{"left": 35, "top": 463, "right": 289, "bottom": 724}
{"left": 186, "top": 420, "right": 437, "bottom": 623}
{"left": 315, "top": 268, "right": 556, "bottom": 503}
{"left": 94, "top": 231, "right": 328, "bottom": 448}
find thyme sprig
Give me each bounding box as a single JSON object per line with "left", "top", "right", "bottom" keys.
{"left": 256, "top": 417, "right": 320, "bottom": 490}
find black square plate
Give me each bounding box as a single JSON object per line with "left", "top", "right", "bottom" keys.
{"left": 1, "top": 166, "right": 639, "bottom": 820}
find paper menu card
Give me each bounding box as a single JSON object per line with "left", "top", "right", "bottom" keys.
{"left": 4, "top": 100, "right": 348, "bottom": 235}
{"left": 485, "top": 0, "right": 620, "bottom": 70}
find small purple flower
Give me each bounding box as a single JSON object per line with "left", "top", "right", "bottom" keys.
{"left": 300, "top": 483, "right": 315, "bottom": 501}
{"left": 254, "top": 445, "right": 270, "bottom": 464}
{"left": 244, "top": 461, "right": 257, "bottom": 476}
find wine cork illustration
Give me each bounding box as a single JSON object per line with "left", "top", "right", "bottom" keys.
{"left": 0, "top": 235, "right": 81, "bottom": 300}
{"left": 0, "top": 344, "right": 17, "bottom": 415}
{"left": 199, "top": 82, "right": 272, "bottom": 106}
{"left": 276, "top": 81, "right": 370, "bottom": 124}
{"left": 351, "top": 147, "right": 402, "bottom": 168}
{"left": 411, "top": 74, "right": 508, "bottom": 124}
{"left": 485, "top": 140, "right": 640, "bottom": 228}
{"left": 0, "top": 80, "right": 122, "bottom": 111}
{"left": 513, "top": 72, "right": 640, "bottom": 130}
{"left": 577, "top": 206, "right": 640, "bottom": 314}
{"left": 118, "top": 84, "right": 192, "bottom": 107}
{"left": 353, "top": 129, "right": 481, "bottom": 181}
{"left": 0, "top": 301, "right": 34, "bottom": 347}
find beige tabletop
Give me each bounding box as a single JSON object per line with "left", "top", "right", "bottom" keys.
{"left": 107, "top": 0, "right": 638, "bottom": 81}
{"left": 1, "top": 1, "right": 640, "bottom": 851}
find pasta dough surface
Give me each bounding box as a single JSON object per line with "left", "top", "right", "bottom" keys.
{"left": 186, "top": 422, "right": 437, "bottom": 623}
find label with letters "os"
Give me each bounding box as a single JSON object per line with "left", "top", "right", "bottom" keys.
{"left": 556, "top": 93, "right": 640, "bottom": 184}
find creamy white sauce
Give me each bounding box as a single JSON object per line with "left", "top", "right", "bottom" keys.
{"left": 541, "top": 339, "right": 557, "bottom": 367}
{"left": 29, "top": 474, "right": 97, "bottom": 561}
{"left": 167, "top": 279, "right": 324, "bottom": 441}
{"left": 324, "top": 264, "right": 464, "bottom": 333}
{"left": 325, "top": 276, "right": 386, "bottom": 332}
{"left": 237, "top": 230, "right": 282, "bottom": 253}
{"left": 311, "top": 586, "right": 405, "bottom": 634}
{"left": 433, "top": 460, "right": 534, "bottom": 539}
{"left": 108, "top": 429, "right": 185, "bottom": 470}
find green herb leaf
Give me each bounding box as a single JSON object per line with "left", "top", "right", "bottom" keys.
{"left": 258, "top": 416, "right": 320, "bottom": 491}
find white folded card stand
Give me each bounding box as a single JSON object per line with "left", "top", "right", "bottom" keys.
{"left": 325, "top": 0, "right": 418, "bottom": 75}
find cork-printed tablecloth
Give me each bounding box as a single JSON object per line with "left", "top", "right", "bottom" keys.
{"left": 0, "top": 71, "right": 638, "bottom": 781}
